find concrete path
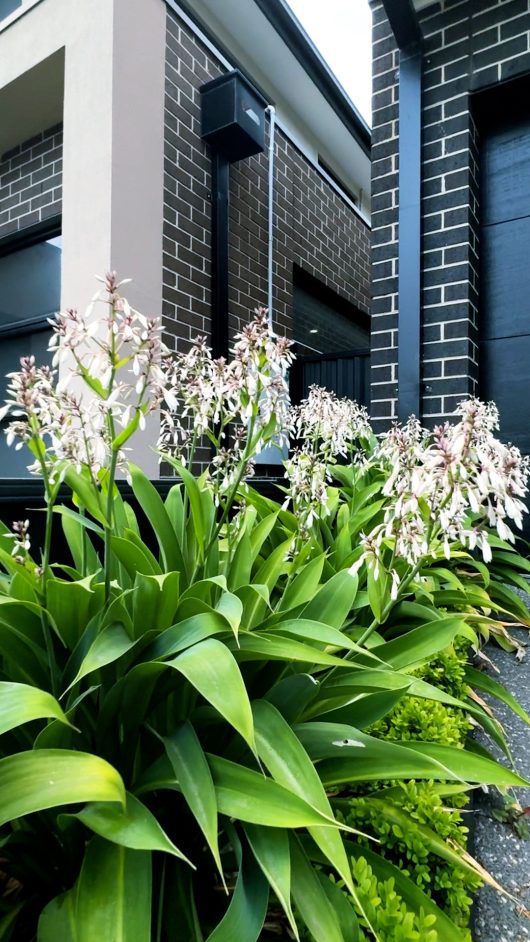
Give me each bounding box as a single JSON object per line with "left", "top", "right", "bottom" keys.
{"left": 471, "top": 629, "right": 530, "bottom": 942}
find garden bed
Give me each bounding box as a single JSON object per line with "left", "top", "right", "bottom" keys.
{"left": 0, "top": 280, "right": 529, "bottom": 941}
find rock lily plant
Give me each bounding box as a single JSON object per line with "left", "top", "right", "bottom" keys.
{"left": 0, "top": 276, "right": 528, "bottom": 942}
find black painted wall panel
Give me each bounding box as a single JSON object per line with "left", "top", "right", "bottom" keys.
{"left": 481, "top": 215, "right": 530, "bottom": 340}
{"left": 481, "top": 335, "right": 530, "bottom": 453}
{"left": 480, "top": 106, "right": 530, "bottom": 454}
{"left": 482, "top": 118, "right": 530, "bottom": 226}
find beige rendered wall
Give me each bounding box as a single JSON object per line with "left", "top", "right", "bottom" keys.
{"left": 0, "top": 0, "right": 166, "bottom": 476}
{"left": 109, "top": 0, "right": 166, "bottom": 476}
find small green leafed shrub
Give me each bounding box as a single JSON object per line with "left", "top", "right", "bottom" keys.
{"left": 342, "top": 783, "right": 480, "bottom": 929}
{"left": 369, "top": 696, "right": 473, "bottom": 747}
{"left": 300, "top": 856, "right": 439, "bottom": 942}
{"left": 349, "top": 857, "right": 439, "bottom": 942}
{"left": 369, "top": 644, "right": 474, "bottom": 748}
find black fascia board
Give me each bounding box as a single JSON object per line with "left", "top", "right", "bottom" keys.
{"left": 381, "top": 0, "right": 422, "bottom": 51}
{"left": 252, "top": 0, "right": 371, "bottom": 156}
{"left": 175, "top": 0, "right": 273, "bottom": 109}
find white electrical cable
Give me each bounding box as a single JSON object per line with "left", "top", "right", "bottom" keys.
{"left": 265, "top": 105, "right": 276, "bottom": 332}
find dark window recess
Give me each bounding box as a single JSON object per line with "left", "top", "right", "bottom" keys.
{"left": 293, "top": 266, "right": 369, "bottom": 356}
{"left": 291, "top": 266, "right": 370, "bottom": 408}
{"left": 0, "top": 224, "right": 61, "bottom": 476}
{"left": 317, "top": 156, "right": 358, "bottom": 206}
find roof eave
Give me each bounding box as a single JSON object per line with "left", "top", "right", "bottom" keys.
{"left": 382, "top": 0, "right": 422, "bottom": 49}
{"left": 252, "top": 0, "right": 371, "bottom": 155}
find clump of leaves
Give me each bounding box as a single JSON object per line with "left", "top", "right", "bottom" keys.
{"left": 490, "top": 793, "right": 530, "bottom": 840}
{"left": 341, "top": 782, "right": 481, "bottom": 928}
{"left": 300, "top": 855, "right": 440, "bottom": 942}
{"left": 350, "top": 856, "right": 440, "bottom": 942}
{"left": 0, "top": 276, "right": 529, "bottom": 942}
{"left": 420, "top": 642, "right": 470, "bottom": 700}
{"left": 368, "top": 644, "right": 474, "bottom": 748}
{"left": 332, "top": 643, "right": 481, "bottom": 930}
{"left": 369, "top": 697, "right": 473, "bottom": 748}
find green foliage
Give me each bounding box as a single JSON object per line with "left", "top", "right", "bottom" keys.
{"left": 299, "top": 856, "right": 441, "bottom": 942}
{"left": 368, "top": 645, "right": 474, "bottom": 748}
{"left": 321, "top": 642, "right": 483, "bottom": 937}
{"left": 3, "top": 481, "right": 508, "bottom": 942}
{"left": 490, "top": 794, "right": 530, "bottom": 840}
{"left": 1, "top": 286, "right": 530, "bottom": 940}
{"left": 418, "top": 642, "right": 470, "bottom": 700}
{"left": 341, "top": 783, "right": 480, "bottom": 929}
{"left": 349, "top": 856, "right": 440, "bottom": 942}
{"left": 369, "top": 697, "right": 473, "bottom": 748}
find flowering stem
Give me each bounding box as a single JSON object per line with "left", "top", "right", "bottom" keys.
{"left": 103, "top": 446, "right": 119, "bottom": 608}
{"left": 40, "top": 500, "right": 60, "bottom": 696}
{"left": 356, "top": 559, "right": 423, "bottom": 648}
{"left": 181, "top": 428, "right": 199, "bottom": 535}
{"left": 80, "top": 507, "right": 88, "bottom": 576}
{"left": 356, "top": 518, "right": 445, "bottom": 649}
{"left": 33, "top": 445, "right": 59, "bottom": 696}
{"left": 102, "top": 300, "right": 119, "bottom": 607}
{"left": 42, "top": 496, "right": 54, "bottom": 586}
{"left": 206, "top": 416, "right": 257, "bottom": 558}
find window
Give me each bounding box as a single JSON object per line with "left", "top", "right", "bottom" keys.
{"left": 0, "top": 224, "right": 61, "bottom": 475}
{"left": 317, "top": 156, "right": 359, "bottom": 207}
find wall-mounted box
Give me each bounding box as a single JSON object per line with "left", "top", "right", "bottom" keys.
{"left": 200, "top": 70, "right": 268, "bottom": 162}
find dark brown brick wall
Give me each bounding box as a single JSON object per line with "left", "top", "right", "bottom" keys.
{"left": 0, "top": 124, "right": 63, "bottom": 241}
{"left": 369, "top": 0, "right": 530, "bottom": 430}
{"left": 162, "top": 7, "right": 371, "bottom": 358}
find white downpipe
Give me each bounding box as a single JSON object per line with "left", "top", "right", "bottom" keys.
{"left": 266, "top": 105, "right": 276, "bottom": 331}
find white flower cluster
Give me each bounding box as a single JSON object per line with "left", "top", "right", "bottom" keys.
{"left": 1, "top": 273, "right": 172, "bottom": 480}
{"left": 7, "top": 519, "right": 31, "bottom": 563}
{"left": 290, "top": 385, "right": 371, "bottom": 461}
{"left": 211, "top": 429, "right": 255, "bottom": 503}
{"left": 283, "top": 448, "right": 329, "bottom": 532}
{"left": 3, "top": 280, "right": 293, "bottom": 503}
{"left": 231, "top": 310, "right": 293, "bottom": 440}
{"left": 158, "top": 308, "right": 293, "bottom": 472}
{"left": 363, "top": 399, "right": 530, "bottom": 585}
{"left": 284, "top": 386, "right": 372, "bottom": 534}
{"left": 4, "top": 272, "right": 526, "bottom": 584}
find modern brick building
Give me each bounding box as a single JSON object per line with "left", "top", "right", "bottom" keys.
{"left": 370, "top": 0, "right": 530, "bottom": 456}
{"left": 0, "top": 0, "right": 371, "bottom": 478}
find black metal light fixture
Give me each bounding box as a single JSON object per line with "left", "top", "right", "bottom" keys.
{"left": 200, "top": 71, "right": 268, "bottom": 360}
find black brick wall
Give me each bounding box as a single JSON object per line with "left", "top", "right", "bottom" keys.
{"left": 369, "top": 0, "right": 530, "bottom": 431}
{"left": 0, "top": 124, "right": 63, "bottom": 241}
{"left": 163, "top": 8, "right": 371, "bottom": 358}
